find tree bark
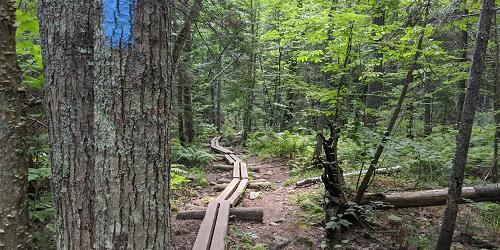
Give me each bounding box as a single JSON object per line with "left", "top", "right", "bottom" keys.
{"left": 0, "top": 1, "right": 31, "bottom": 249}
{"left": 436, "top": 1, "right": 495, "bottom": 249}
{"left": 320, "top": 125, "right": 347, "bottom": 246}
{"left": 38, "top": 0, "right": 96, "bottom": 248}
{"left": 93, "top": 0, "right": 172, "bottom": 248}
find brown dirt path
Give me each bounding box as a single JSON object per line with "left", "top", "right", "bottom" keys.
{"left": 171, "top": 152, "right": 325, "bottom": 249}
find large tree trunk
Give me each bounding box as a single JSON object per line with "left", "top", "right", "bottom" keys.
{"left": 38, "top": 1, "right": 96, "bottom": 248}
{"left": 0, "top": 1, "right": 31, "bottom": 249}
{"left": 436, "top": 1, "right": 495, "bottom": 249}
{"left": 93, "top": 0, "right": 172, "bottom": 248}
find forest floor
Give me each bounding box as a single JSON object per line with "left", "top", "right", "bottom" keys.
{"left": 171, "top": 146, "right": 500, "bottom": 250}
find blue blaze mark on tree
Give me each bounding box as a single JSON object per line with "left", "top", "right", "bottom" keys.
{"left": 103, "top": 0, "right": 134, "bottom": 47}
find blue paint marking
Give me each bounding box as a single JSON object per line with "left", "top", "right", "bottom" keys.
{"left": 103, "top": 0, "right": 134, "bottom": 47}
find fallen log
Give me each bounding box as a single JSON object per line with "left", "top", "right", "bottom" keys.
{"left": 176, "top": 207, "right": 264, "bottom": 222}
{"left": 212, "top": 164, "right": 261, "bottom": 172}
{"left": 362, "top": 184, "right": 500, "bottom": 208}
{"left": 214, "top": 181, "right": 272, "bottom": 191}
{"left": 296, "top": 166, "right": 402, "bottom": 186}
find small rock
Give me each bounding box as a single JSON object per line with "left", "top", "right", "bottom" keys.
{"left": 273, "top": 218, "right": 285, "bottom": 223}
{"left": 249, "top": 191, "right": 262, "bottom": 200}
{"left": 320, "top": 241, "right": 328, "bottom": 249}
{"left": 270, "top": 235, "right": 290, "bottom": 250}
{"left": 269, "top": 222, "right": 278, "bottom": 226}
{"left": 334, "top": 244, "right": 342, "bottom": 249}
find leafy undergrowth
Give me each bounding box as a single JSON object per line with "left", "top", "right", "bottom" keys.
{"left": 291, "top": 190, "right": 324, "bottom": 229}
{"left": 228, "top": 228, "right": 267, "bottom": 250}
{"left": 246, "top": 130, "right": 314, "bottom": 159}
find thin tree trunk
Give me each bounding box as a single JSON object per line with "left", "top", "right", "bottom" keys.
{"left": 182, "top": 37, "right": 195, "bottom": 143}
{"left": 320, "top": 124, "right": 347, "bottom": 247}
{"left": 38, "top": 0, "right": 96, "bottom": 248}
{"left": 407, "top": 101, "right": 414, "bottom": 139}
{"left": 0, "top": 1, "right": 30, "bottom": 249}
{"left": 492, "top": 11, "right": 499, "bottom": 183}
{"left": 313, "top": 101, "right": 325, "bottom": 165}
{"left": 456, "top": 4, "right": 469, "bottom": 128}
{"left": 211, "top": 52, "right": 223, "bottom": 133}
{"left": 270, "top": 33, "right": 282, "bottom": 128}
{"left": 435, "top": 0, "right": 495, "bottom": 248}
{"left": 93, "top": 0, "right": 172, "bottom": 248}
{"left": 424, "top": 96, "right": 433, "bottom": 136}
{"left": 216, "top": 54, "right": 223, "bottom": 133}
{"left": 172, "top": 0, "right": 203, "bottom": 69}
{"left": 355, "top": 2, "right": 430, "bottom": 203}
{"left": 281, "top": 86, "right": 295, "bottom": 130}
{"left": 365, "top": 0, "right": 385, "bottom": 127}
{"left": 177, "top": 76, "right": 186, "bottom": 145}
{"left": 243, "top": 0, "right": 258, "bottom": 141}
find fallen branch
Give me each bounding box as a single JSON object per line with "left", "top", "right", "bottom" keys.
{"left": 296, "top": 166, "right": 402, "bottom": 186}
{"left": 361, "top": 184, "right": 500, "bottom": 208}
{"left": 176, "top": 207, "right": 264, "bottom": 221}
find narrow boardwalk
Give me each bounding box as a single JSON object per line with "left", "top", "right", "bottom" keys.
{"left": 192, "top": 137, "right": 251, "bottom": 250}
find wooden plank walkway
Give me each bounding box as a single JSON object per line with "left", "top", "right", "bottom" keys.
{"left": 192, "top": 137, "right": 253, "bottom": 250}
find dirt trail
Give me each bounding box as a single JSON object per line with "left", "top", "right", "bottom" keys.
{"left": 171, "top": 152, "right": 324, "bottom": 249}
{"left": 171, "top": 148, "right": 500, "bottom": 249}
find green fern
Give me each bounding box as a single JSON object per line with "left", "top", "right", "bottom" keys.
{"left": 172, "top": 146, "right": 216, "bottom": 168}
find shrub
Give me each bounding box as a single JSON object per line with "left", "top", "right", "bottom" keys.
{"left": 246, "top": 130, "right": 314, "bottom": 158}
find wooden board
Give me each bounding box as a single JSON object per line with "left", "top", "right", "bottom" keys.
{"left": 228, "top": 179, "right": 249, "bottom": 205}
{"left": 216, "top": 178, "right": 239, "bottom": 201}
{"left": 240, "top": 162, "right": 248, "bottom": 179}
{"left": 230, "top": 154, "right": 242, "bottom": 163}
{"left": 232, "top": 162, "right": 241, "bottom": 178}
{"left": 223, "top": 155, "right": 235, "bottom": 164}
{"left": 176, "top": 206, "right": 263, "bottom": 222}
{"left": 192, "top": 201, "right": 219, "bottom": 250}
{"left": 210, "top": 201, "right": 231, "bottom": 250}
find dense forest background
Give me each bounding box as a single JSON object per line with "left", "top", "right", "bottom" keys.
{"left": 3, "top": 0, "right": 500, "bottom": 248}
